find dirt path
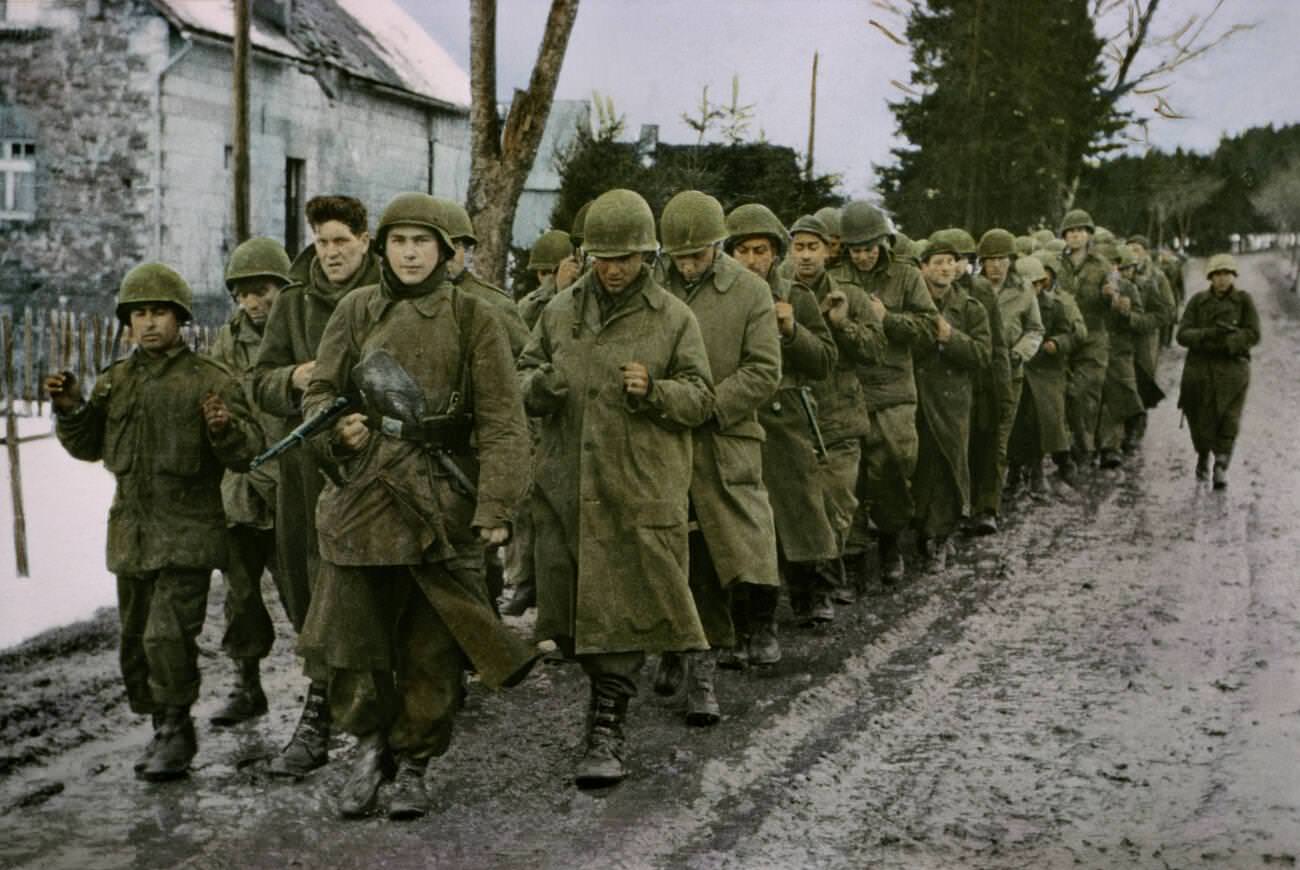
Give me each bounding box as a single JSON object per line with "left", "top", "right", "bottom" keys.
{"left": 1, "top": 253, "right": 1297, "bottom": 869}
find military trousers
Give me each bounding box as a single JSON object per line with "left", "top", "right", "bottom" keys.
{"left": 912, "top": 411, "right": 965, "bottom": 540}
{"left": 504, "top": 499, "right": 536, "bottom": 592}
{"left": 858, "top": 403, "right": 919, "bottom": 536}
{"left": 820, "top": 437, "right": 861, "bottom": 557}
{"left": 553, "top": 636, "right": 645, "bottom": 701}
{"left": 686, "top": 529, "right": 736, "bottom": 649}
{"left": 219, "top": 525, "right": 280, "bottom": 662}
{"left": 117, "top": 567, "right": 211, "bottom": 713}
{"left": 313, "top": 564, "right": 468, "bottom": 762}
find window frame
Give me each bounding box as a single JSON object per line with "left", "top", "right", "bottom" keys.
{"left": 0, "top": 137, "right": 36, "bottom": 221}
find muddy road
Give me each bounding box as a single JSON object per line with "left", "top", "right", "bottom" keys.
{"left": 2, "top": 253, "right": 1298, "bottom": 869}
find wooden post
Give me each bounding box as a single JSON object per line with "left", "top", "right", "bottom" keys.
{"left": 3, "top": 314, "right": 29, "bottom": 578}
{"left": 233, "top": 0, "right": 252, "bottom": 243}
{"left": 805, "top": 50, "right": 818, "bottom": 181}
{"left": 22, "top": 308, "right": 33, "bottom": 406}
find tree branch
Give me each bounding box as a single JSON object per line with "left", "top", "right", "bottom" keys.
{"left": 501, "top": 0, "right": 580, "bottom": 174}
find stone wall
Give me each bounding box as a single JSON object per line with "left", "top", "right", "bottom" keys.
{"left": 0, "top": 0, "right": 161, "bottom": 314}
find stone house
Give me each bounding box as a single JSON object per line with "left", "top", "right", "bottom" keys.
{"left": 0, "top": 0, "right": 472, "bottom": 316}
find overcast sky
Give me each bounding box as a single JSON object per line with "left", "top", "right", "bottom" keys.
{"left": 398, "top": 1, "right": 1300, "bottom": 198}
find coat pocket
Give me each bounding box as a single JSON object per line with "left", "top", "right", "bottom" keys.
{"left": 713, "top": 432, "right": 763, "bottom": 486}
{"left": 102, "top": 401, "right": 135, "bottom": 474}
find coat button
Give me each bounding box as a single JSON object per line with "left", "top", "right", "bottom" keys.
{"left": 588, "top": 387, "right": 599, "bottom": 398}
{"left": 771, "top": 400, "right": 782, "bottom": 412}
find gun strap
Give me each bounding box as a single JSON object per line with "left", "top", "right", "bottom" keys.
{"left": 449, "top": 285, "right": 477, "bottom": 416}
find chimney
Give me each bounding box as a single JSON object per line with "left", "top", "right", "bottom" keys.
{"left": 252, "top": 0, "right": 293, "bottom": 33}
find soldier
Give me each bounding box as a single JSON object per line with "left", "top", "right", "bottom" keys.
{"left": 207, "top": 238, "right": 294, "bottom": 726}
{"left": 1095, "top": 244, "right": 1153, "bottom": 469}
{"left": 831, "top": 201, "right": 936, "bottom": 584}
{"left": 650, "top": 191, "right": 782, "bottom": 725}
{"left": 911, "top": 238, "right": 991, "bottom": 570}
{"left": 1125, "top": 234, "right": 1177, "bottom": 450}
{"left": 254, "top": 194, "right": 381, "bottom": 778}
{"left": 1158, "top": 246, "right": 1187, "bottom": 347}
{"left": 47, "top": 264, "right": 261, "bottom": 781}
{"left": 436, "top": 198, "right": 532, "bottom": 359}
{"left": 517, "top": 229, "right": 579, "bottom": 331}
{"left": 518, "top": 188, "right": 715, "bottom": 787}
{"left": 298, "top": 192, "right": 538, "bottom": 820}
{"left": 1055, "top": 209, "right": 1113, "bottom": 469}
{"left": 1007, "top": 253, "right": 1087, "bottom": 493}
{"left": 1014, "top": 235, "right": 1037, "bottom": 257}
{"left": 724, "top": 204, "right": 837, "bottom": 665}
{"left": 969, "top": 228, "right": 1043, "bottom": 533}
{"left": 1176, "top": 254, "right": 1260, "bottom": 489}
{"left": 779, "top": 204, "right": 843, "bottom": 280}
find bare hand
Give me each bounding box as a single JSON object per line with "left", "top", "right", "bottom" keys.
{"left": 1112, "top": 294, "right": 1131, "bottom": 314}
{"left": 201, "top": 392, "right": 231, "bottom": 433}
{"left": 479, "top": 526, "right": 510, "bottom": 545}
{"left": 335, "top": 412, "right": 370, "bottom": 452}
{"left": 556, "top": 256, "right": 580, "bottom": 291}
{"left": 821, "top": 289, "right": 849, "bottom": 327}
{"left": 1041, "top": 339, "right": 1058, "bottom": 355}
{"left": 44, "top": 372, "right": 81, "bottom": 414}
{"left": 935, "top": 315, "right": 953, "bottom": 344}
{"left": 621, "top": 362, "right": 651, "bottom": 398}
{"left": 291, "top": 361, "right": 316, "bottom": 392}
{"left": 774, "top": 300, "right": 795, "bottom": 338}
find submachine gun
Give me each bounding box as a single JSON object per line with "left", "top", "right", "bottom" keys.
{"left": 249, "top": 350, "right": 478, "bottom": 496}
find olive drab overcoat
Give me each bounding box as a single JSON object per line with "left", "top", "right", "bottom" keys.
{"left": 299, "top": 268, "right": 535, "bottom": 688}
{"left": 1018, "top": 290, "right": 1087, "bottom": 456}
{"left": 801, "top": 270, "right": 883, "bottom": 445}
{"left": 912, "top": 284, "right": 992, "bottom": 521}
{"left": 966, "top": 273, "right": 1012, "bottom": 432}
{"left": 55, "top": 345, "right": 262, "bottom": 574}
{"left": 1132, "top": 261, "right": 1177, "bottom": 404}
{"left": 757, "top": 266, "right": 839, "bottom": 563}
{"left": 1101, "top": 276, "right": 1152, "bottom": 423}
{"left": 519, "top": 266, "right": 715, "bottom": 655}
{"left": 656, "top": 252, "right": 781, "bottom": 588}
{"left": 454, "top": 268, "right": 531, "bottom": 359}
{"left": 209, "top": 308, "right": 283, "bottom": 529}
{"left": 518, "top": 274, "right": 558, "bottom": 331}
{"left": 1176, "top": 285, "right": 1261, "bottom": 454}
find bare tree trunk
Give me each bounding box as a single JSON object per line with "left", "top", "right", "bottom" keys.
{"left": 233, "top": 0, "right": 251, "bottom": 243}
{"left": 467, "top": 0, "right": 580, "bottom": 288}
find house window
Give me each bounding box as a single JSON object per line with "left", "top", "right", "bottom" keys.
{"left": 0, "top": 139, "right": 36, "bottom": 221}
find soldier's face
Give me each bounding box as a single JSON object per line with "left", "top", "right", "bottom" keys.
{"left": 1064, "top": 228, "right": 1090, "bottom": 252}
{"left": 671, "top": 246, "right": 716, "bottom": 283}
{"left": 1128, "top": 242, "right": 1147, "bottom": 261}
{"left": 924, "top": 253, "right": 957, "bottom": 290}
{"left": 732, "top": 237, "right": 776, "bottom": 278}
{"left": 233, "top": 278, "right": 281, "bottom": 326}
{"left": 1033, "top": 277, "right": 1052, "bottom": 295}
{"left": 828, "top": 236, "right": 842, "bottom": 258}
{"left": 848, "top": 243, "right": 881, "bottom": 272}
{"left": 982, "top": 256, "right": 1010, "bottom": 284}
{"left": 385, "top": 225, "right": 441, "bottom": 285}
{"left": 1210, "top": 271, "right": 1234, "bottom": 294}
{"left": 312, "top": 220, "right": 371, "bottom": 286}
{"left": 129, "top": 304, "right": 181, "bottom": 353}
{"left": 593, "top": 253, "right": 642, "bottom": 293}
{"left": 790, "top": 233, "right": 828, "bottom": 281}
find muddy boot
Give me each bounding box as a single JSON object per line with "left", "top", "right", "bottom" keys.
{"left": 967, "top": 512, "right": 998, "bottom": 536}
{"left": 1028, "top": 463, "right": 1049, "bottom": 500}
{"left": 1212, "top": 455, "right": 1230, "bottom": 490}
{"left": 500, "top": 577, "right": 536, "bottom": 616}
{"left": 1053, "top": 452, "right": 1077, "bottom": 487}
{"left": 807, "top": 583, "right": 835, "bottom": 625}
{"left": 269, "top": 682, "right": 331, "bottom": 778}
{"left": 1004, "top": 465, "right": 1024, "bottom": 500}
{"left": 923, "top": 536, "right": 950, "bottom": 573}
{"left": 134, "top": 712, "right": 165, "bottom": 775}
{"left": 878, "top": 534, "right": 905, "bottom": 584}
{"left": 338, "top": 733, "right": 395, "bottom": 819}
{"left": 387, "top": 756, "right": 431, "bottom": 821}
{"left": 718, "top": 595, "right": 749, "bottom": 670}
{"left": 140, "top": 707, "right": 197, "bottom": 782}
{"left": 652, "top": 651, "right": 686, "bottom": 697}
{"left": 1195, "top": 451, "right": 1211, "bottom": 481}
{"left": 1098, "top": 448, "right": 1123, "bottom": 469}
{"left": 685, "top": 652, "right": 721, "bottom": 727}
{"left": 210, "top": 658, "right": 268, "bottom": 726}
{"left": 832, "top": 556, "right": 857, "bottom": 605}
{"left": 574, "top": 689, "right": 629, "bottom": 789}
{"left": 747, "top": 586, "right": 781, "bottom": 667}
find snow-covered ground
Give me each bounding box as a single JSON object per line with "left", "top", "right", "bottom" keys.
{"left": 0, "top": 413, "right": 117, "bottom": 649}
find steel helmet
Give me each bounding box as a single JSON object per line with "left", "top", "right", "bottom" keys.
{"left": 582, "top": 189, "right": 658, "bottom": 258}
{"left": 527, "top": 229, "right": 573, "bottom": 271}
{"left": 725, "top": 203, "right": 789, "bottom": 256}
{"left": 660, "top": 190, "right": 728, "bottom": 256}
{"left": 1016, "top": 254, "right": 1048, "bottom": 284}
{"left": 813, "top": 206, "right": 843, "bottom": 238}
{"left": 1058, "top": 209, "right": 1095, "bottom": 235}
{"left": 224, "top": 237, "right": 292, "bottom": 293}
{"left": 376, "top": 192, "right": 456, "bottom": 251}
{"left": 117, "top": 262, "right": 194, "bottom": 325}
{"left": 977, "top": 228, "right": 1017, "bottom": 260}
{"left": 840, "top": 201, "right": 894, "bottom": 248}
{"left": 1204, "top": 253, "right": 1238, "bottom": 278}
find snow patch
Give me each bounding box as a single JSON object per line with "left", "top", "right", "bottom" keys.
{"left": 334, "top": 0, "right": 470, "bottom": 108}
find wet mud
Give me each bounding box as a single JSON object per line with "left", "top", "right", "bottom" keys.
{"left": 1, "top": 253, "right": 1297, "bottom": 868}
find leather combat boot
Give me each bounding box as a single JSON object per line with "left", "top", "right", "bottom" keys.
{"left": 1212, "top": 455, "right": 1230, "bottom": 490}
{"left": 574, "top": 688, "right": 629, "bottom": 789}
{"left": 1028, "top": 463, "right": 1049, "bottom": 500}
{"left": 923, "top": 536, "right": 950, "bottom": 573}
{"left": 1053, "top": 452, "right": 1077, "bottom": 487}
{"left": 832, "top": 556, "right": 856, "bottom": 605}
{"left": 1098, "top": 448, "right": 1123, "bottom": 469}
{"left": 268, "top": 682, "right": 331, "bottom": 778}
{"left": 140, "top": 707, "right": 197, "bottom": 782}
{"left": 387, "top": 756, "right": 431, "bottom": 821}
{"left": 718, "top": 594, "right": 749, "bottom": 670}
{"left": 210, "top": 658, "right": 268, "bottom": 726}
{"left": 134, "top": 712, "right": 165, "bottom": 775}
{"left": 1195, "top": 452, "right": 1211, "bottom": 481}
{"left": 747, "top": 585, "right": 781, "bottom": 667}
{"left": 500, "top": 577, "right": 537, "bottom": 616}
{"left": 338, "top": 733, "right": 395, "bottom": 819}
{"left": 878, "top": 534, "right": 905, "bottom": 584}
{"left": 685, "top": 652, "right": 721, "bottom": 727}
{"left": 1004, "top": 465, "right": 1024, "bottom": 500}
{"left": 652, "top": 651, "right": 686, "bottom": 697}
{"left": 967, "top": 512, "right": 998, "bottom": 536}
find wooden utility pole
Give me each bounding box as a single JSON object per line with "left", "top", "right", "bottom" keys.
{"left": 805, "top": 51, "right": 818, "bottom": 180}
{"left": 233, "top": 0, "right": 251, "bottom": 243}
{"left": 2, "top": 315, "right": 29, "bottom": 578}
